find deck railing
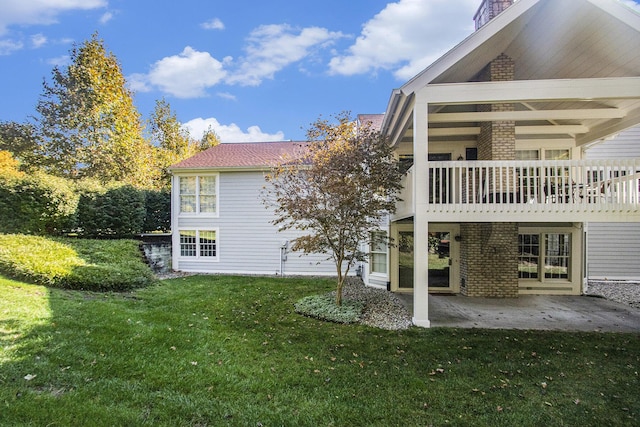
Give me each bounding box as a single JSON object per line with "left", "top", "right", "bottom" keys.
{"left": 397, "top": 159, "right": 640, "bottom": 219}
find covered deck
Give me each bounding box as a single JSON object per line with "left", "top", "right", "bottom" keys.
{"left": 395, "top": 159, "right": 640, "bottom": 222}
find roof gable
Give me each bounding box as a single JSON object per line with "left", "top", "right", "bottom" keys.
{"left": 401, "top": 0, "right": 640, "bottom": 94}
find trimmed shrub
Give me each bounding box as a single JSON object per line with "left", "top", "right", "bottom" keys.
{"left": 143, "top": 189, "right": 171, "bottom": 233}
{"left": 0, "top": 173, "right": 78, "bottom": 235}
{"left": 77, "top": 185, "right": 146, "bottom": 238}
{"left": 0, "top": 234, "right": 155, "bottom": 291}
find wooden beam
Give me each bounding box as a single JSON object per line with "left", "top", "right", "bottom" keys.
{"left": 428, "top": 108, "right": 625, "bottom": 123}
{"left": 516, "top": 125, "right": 589, "bottom": 135}
{"left": 427, "top": 124, "right": 589, "bottom": 137}
{"left": 422, "top": 77, "right": 640, "bottom": 105}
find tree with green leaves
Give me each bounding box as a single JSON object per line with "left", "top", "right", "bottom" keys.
{"left": 148, "top": 98, "right": 202, "bottom": 187}
{"left": 34, "top": 33, "right": 154, "bottom": 187}
{"left": 0, "top": 121, "right": 41, "bottom": 171}
{"left": 200, "top": 125, "right": 221, "bottom": 150}
{"left": 265, "top": 112, "right": 403, "bottom": 305}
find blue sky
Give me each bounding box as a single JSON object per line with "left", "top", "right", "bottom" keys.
{"left": 1, "top": 0, "right": 639, "bottom": 142}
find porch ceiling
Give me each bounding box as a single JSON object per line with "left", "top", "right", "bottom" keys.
{"left": 395, "top": 77, "right": 640, "bottom": 148}
{"left": 384, "top": 0, "right": 640, "bottom": 148}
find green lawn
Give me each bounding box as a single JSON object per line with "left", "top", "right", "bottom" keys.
{"left": 1, "top": 274, "right": 639, "bottom": 426}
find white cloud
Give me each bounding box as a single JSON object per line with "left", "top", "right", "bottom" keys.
{"left": 30, "top": 33, "right": 47, "bottom": 48}
{"left": 227, "top": 24, "right": 345, "bottom": 86}
{"left": 145, "top": 47, "right": 229, "bottom": 98}
{"left": 0, "top": 38, "right": 23, "bottom": 55}
{"left": 0, "top": 0, "right": 107, "bottom": 35}
{"left": 328, "top": 0, "right": 478, "bottom": 80}
{"left": 46, "top": 54, "right": 70, "bottom": 67}
{"left": 127, "top": 72, "right": 152, "bottom": 93}
{"left": 216, "top": 92, "right": 237, "bottom": 101}
{"left": 183, "top": 117, "right": 285, "bottom": 143}
{"left": 99, "top": 11, "right": 114, "bottom": 25}
{"left": 131, "top": 24, "right": 344, "bottom": 97}
{"left": 201, "top": 18, "right": 224, "bottom": 30}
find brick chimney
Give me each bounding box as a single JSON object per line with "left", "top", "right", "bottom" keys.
{"left": 474, "top": 0, "right": 514, "bottom": 30}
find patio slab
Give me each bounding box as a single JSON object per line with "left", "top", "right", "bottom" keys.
{"left": 402, "top": 294, "right": 640, "bottom": 332}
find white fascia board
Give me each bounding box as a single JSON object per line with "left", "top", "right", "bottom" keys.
{"left": 586, "top": 0, "right": 640, "bottom": 31}
{"left": 400, "top": 0, "right": 543, "bottom": 96}
{"left": 169, "top": 166, "right": 273, "bottom": 174}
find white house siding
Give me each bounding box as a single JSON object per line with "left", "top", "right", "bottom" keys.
{"left": 584, "top": 126, "right": 640, "bottom": 280}
{"left": 172, "top": 170, "right": 340, "bottom": 276}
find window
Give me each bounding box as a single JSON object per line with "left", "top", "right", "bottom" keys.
{"left": 518, "top": 234, "right": 539, "bottom": 279}
{"left": 179, "top": 230, "right": 218, "bottom": 259}
{"left": 180, "top": 177, "right": 196, "bottom": 213}
{"left": 516, "top": 150, "right": 539, "bottom": 161}
{"left": 370, "top": 231, "right": 387, "bottom": 275}
{"left": 178, "top": 175, "right": 218, "bottom": 215}
{"left": 518, "top": 232, "right": 570, "bottom": 280}
{"left": 199, "top": 176, "right": 217, "bottom": 213}
{"left": 180, "top": 231, "right": 197, "bottom": 257}
{"left": 544, "top": 233, "right": 570, "bottom": 279}
{"left": 545, "top": 149, "right": 570, "bottom": 160}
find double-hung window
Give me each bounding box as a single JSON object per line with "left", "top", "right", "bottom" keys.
{"left": 179, "top": 175, "right": 218, "bottom": 215}
{"left": 370, "top": 231, "right": 388, "bottom": 275}
{"left": 179, "top": 230, "right": 218, "bottom": 260}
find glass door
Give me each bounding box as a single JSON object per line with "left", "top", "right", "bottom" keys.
{"left": 428, "top": 231, "right": 451, "bottom": 289}
{"left": 395, "top": 225, "right": 459, "bottom": 293}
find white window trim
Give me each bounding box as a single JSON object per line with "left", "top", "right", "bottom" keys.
{"left": 178, "top": 228, "right": 219, "bottom": 261}
{"left": 177, "top": 173, "right": 219, "bottom": 217}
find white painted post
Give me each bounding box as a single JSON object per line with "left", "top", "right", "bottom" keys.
{"left": 413, "top": 90, "right": 431, "bottom": 327}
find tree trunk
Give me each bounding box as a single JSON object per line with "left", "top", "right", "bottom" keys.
{"left": 335, "top": 258, "right": 344, "bottom": 306}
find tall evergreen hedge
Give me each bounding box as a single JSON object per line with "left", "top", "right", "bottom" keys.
{"left": 0, "top": 173, "right": 77, "bottom": 234}
{"left": 0, "top": 174, "right": 170, "bottom": 237}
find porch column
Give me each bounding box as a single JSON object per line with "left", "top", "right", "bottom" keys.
{"left": 413, "top": 90, "right": 430, "bottom": 327}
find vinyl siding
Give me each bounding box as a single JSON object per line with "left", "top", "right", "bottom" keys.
{"left": 172, "top": 170, "right": 340, "bottom": 276}
{"left": 587, "top": 223, "right": 640, "bottom": 280}
{"left": 585, "top": 126, "right": 640, "bottom": 280}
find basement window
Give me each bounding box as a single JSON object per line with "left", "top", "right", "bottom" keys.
{"left": 179, "top": 229, "right": 218, "bottom": 259}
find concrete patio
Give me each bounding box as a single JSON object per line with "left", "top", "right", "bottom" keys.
{"left": 400, "top": 294, "right": 640, "bottom": 332}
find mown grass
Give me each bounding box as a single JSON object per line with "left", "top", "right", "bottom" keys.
{"left": 1, "top": 273, "right": 638, "bottom": 426}
{"left": 0, "top": 234, "right": 155, "bottom": 291}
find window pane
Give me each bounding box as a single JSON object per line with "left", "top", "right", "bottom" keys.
{"left": 370, "top": 231, "right": 387, "bottom": 274}
{"left": 180, "top": 196, "right": 196, "bottom": 213}
{"left": 200, "top": 176, "right": 216, "bottom": 194}
{"left": 180, "top": 231, "right": 196, "bottom": 257}
{"left": 180, "top": 177, "right": 196, "bottom": 213}
{"left": 545, "top": 149, "right": 570, "bottom": 160}
{"left": 545, "top": 233, "right": 570, "bottom": 279}
{"left": 518, "top": 233, "right": 539, "bottom": 279}
{"left": 180, "top": 177, "right": 196, "bottom": 194}
{"left": 516, "top": 150, "right": 539, "bottom": 160}
{"left": 199, "top": 231, "right": 217, "bottom": 257}
{"left": 199, "top": 176, "right": 217, "bottom": 213}
{"left": 199, "top": 195, "right": 216, "bottom": 213}
{"left": 371, "top": 253, "right": 387, "bottom": 274}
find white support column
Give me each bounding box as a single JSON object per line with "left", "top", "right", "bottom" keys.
{"left": 413, "top": 90, "right": 430, "bottom": 327}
